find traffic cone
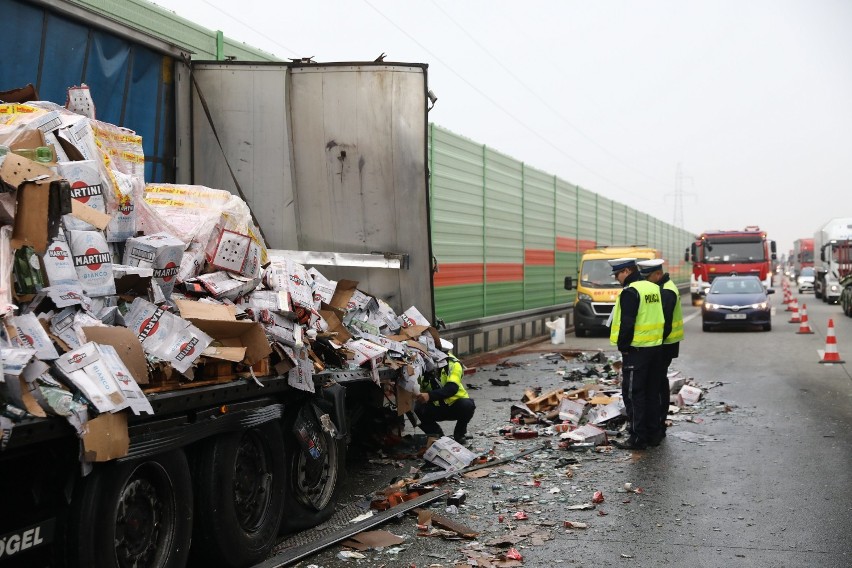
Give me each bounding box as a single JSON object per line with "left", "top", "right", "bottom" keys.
{"left": 785, "top": 289, "right": 795, "bottom": 310}
{"left": 787, "top": 300, "right": 800, "bottom": 323}
{"left": 819, "top": 319, "right": 845, "bottom": 364}
{"left": 796, "top": 303, "right": 814, "bottom": 334}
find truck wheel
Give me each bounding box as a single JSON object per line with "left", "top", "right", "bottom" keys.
{"left": 69, "top": 450, "right": 193, "bottom": 568}
{"left": 279, "top": 406, "right": 346, "bottom": 533}
{"left": 191, "top": 422, "right": 286, "bottom": 567}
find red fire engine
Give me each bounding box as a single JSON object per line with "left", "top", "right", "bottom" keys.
{"left": 685, "top": 226, "right": 777, "bottom": 305}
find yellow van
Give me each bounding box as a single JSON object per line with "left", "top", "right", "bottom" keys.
{"left": 564, "top": 246, "right": 658, "bottom": 337}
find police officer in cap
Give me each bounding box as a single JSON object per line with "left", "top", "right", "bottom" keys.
{"left": 637, "top": 258, "right": 684, "bottom": 444}
{"left": 415, "top": 338, "right": 476, "bottom": 444}
{"left": 608, "top": 258, "right": 665, "bottom": 450}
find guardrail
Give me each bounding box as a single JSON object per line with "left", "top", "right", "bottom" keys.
{"left": 441, "top": 303, "right": 573, "bottom": 356}
{"left": 442, "top": 283, "right": 690, "bottom": 357}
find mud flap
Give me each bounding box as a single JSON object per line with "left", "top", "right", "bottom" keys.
{"left": 320, "top": 382, "right": 348, "bottom": 441}
{"left": 293, "top": 404, "right": 326, "bottom": 462}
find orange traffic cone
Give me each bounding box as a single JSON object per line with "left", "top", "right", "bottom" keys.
{"left": 819, "top": 319, "right": 845, "bottom": 364}
{"left": 785, "top": 289, "right": 795, "bottom": 310}
{"left": 796, "top": 303, "right": 814, "bottom": 334}
{"left": 788, "top": 300, "right": 800, "bottom": 323}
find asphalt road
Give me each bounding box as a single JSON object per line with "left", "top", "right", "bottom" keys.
{"left": 277, "top": 281, "right": 852, "bottom": 568}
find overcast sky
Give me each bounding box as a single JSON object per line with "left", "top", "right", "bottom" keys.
{"left": 152, "top": 0, "right": 852, "bottom": 255}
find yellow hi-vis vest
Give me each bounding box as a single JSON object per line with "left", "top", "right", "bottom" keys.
{"left": 422, "top": 354, "right": 469, "bottom": 406}
{"left": 610, "top": 280, "right": 665, "bottom": 347}
{"left": 663, "top": 279, "right": 684, "bottom": 344}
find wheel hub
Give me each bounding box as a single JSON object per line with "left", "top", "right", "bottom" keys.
{"left": 114, "top": 477, "right": 162, "bottom": 568}
{"left": 233, "top": 432, "right": 272, "bottom": 531}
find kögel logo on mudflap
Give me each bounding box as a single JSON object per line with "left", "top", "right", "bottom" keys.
{"left": 0, "top": 519, "right": 55, "bottom": 559}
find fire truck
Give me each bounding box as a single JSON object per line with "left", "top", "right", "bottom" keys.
{"left": 685, "top": 226, "right": 777, "bottom": 305}
{"left": 791, "top": 238, "right": 815, "bottom": 279}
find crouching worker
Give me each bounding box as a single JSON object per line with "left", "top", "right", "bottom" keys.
{"left": 415, "top": 338, "right": 476, "bottom": 444}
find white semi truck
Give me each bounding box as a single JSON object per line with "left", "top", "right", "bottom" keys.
{"left": 813, "top": 217, "right": 852, "bottom": 304}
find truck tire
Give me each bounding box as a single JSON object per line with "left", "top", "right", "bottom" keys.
{"left": 190, "top": 421, "right": 286, "bottom": 568}
{"left": 68, "top": 450, "right": 193, "bottom": 568}
{"left": 279, "top": 405, "right": 346, "bottom": 533}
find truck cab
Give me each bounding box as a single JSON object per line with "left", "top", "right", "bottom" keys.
{"left": 564, "top": 246, "right": 658, "bottom": 337}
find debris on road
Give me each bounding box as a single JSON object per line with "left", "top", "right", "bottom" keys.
{"left": 278, "top": 350, "right": 738, "bottom": 566}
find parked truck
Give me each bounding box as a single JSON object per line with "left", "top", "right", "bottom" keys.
{"left": 563, "top": 245, "right": 658, "bottom": 337}
{"left": 791, "top": 238, "right": 814, "bottom": 279}
{"left": 813, "top": 218, "right": 852, "bottom": 304}
{"left": 685, "top": 226, "right": 776, "bottom": 305}
{"left": 0, "top": 24, "right": 434, "bottom": 568}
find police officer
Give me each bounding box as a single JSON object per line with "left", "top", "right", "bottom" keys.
{"left": 637, "top": 258, "right": 684, "bottom": 445}
{"left": 415, "top": 338, "right": 476, "bottom": 444}
{"left": 608, "top": 258, "right": 665, "bottom": 450}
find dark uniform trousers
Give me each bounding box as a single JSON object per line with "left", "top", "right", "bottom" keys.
{"left": 622, "top": 346, "right": 662, "bottom": 443}
{"left": 649, "top": 344, "right": 677, "bottom": 434}
{"left": 415, "top": 398, "right": 476, "bottom": 439}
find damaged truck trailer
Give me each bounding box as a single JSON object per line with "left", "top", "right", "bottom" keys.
{"left": 1, "top": 3, "right": 436, "bottom": 567}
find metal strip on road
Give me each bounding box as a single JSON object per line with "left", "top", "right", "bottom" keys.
{"left": 253, "top": 490, "right": 447, "bottom": 568}
{"left": 415, "top": 443, "right": 550, "bottom": 486}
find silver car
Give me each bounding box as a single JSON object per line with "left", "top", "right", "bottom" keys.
{"left": 797, "top": 267, "right": 815, "bottom": 293}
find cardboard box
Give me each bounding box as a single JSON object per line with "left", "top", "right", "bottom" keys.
{"left": 124, "top": 298, "right": 212, "bottom": 375}
{"left": 307, "top": 267, "right": 336, "bottom": 307}
{"left": 668, "top": 374, "right": 686, "bottom": 394}
{"left": 81, "top": 412, "right": 129, "bottom": 462}
{"left": 558, "top": 398, "right": 587, "bottom": 424}
{"left": 678, "top": 385, "right": 703, "bottom": 406}
{"left": 587, "top": 400, "right": 625, "bottom": 425}
{"left": 209, "top": 229, "right": 251, "bottom": 274}
{"left": 54, "top": 342, "right": 128, "bottom": 414}
{"left": 67, "top": 229, "right": 115, "bottom": 297}
{"left": 562, "top": 424, "right": 607, "bottom": 445}
{"left": 176, "top": 299, "right": 271, "bottom": 365}
{"left": 0, "top": 348, "right": 46, "bottom": 418}
{"left": 423, "top": 436, "right": 477, "bottom": 471}
{"left": 1, "top": 154, "right": 66, "bottom": 254}
{"left": 6, "top": 312, "right": 59, "bottom": 360}
{"left": 192, "top": 271, "right": 258, "bottom": 301}
{"left": 400, "top": 306, "right": 431, "bottom": 328}
{"left": 83, "top": 326, "right": 149, "bottom": 386}
{"left": 123, "top": 232, "right": 185, "bottom": 298}
{"left": 347, "top": 338, "right": 389, "bottom": 366}
{"left": 57, "top": 160, "right": 106, "bottom": 232}
{"left": 329, "top": 279, "right": 366, "bottom": 312}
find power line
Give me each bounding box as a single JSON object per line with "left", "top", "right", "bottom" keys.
{"left": 200, "top": 0, "right": 300, "bottom": 58}
{"left": 427, "top": 0, "right": 674, "bottom": 193}
{"left": 360, "top": 0, "right": 664, "bottom": 205}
